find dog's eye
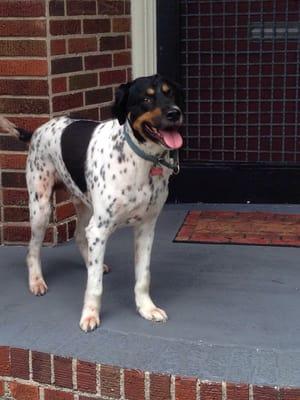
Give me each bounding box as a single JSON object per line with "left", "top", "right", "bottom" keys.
{"left": 143, "top": 97, "right": 152, "bottom": 103}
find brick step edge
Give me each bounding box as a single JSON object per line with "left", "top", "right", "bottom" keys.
{"left": 0, "top": 346, "right": 298, "bottom": 399}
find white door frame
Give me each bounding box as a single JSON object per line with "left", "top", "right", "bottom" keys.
{"left": 131, "top": 0, "right": 157, "bottom": 78}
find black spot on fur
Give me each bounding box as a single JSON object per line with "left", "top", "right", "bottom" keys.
{"left": 61, "top": 120, "right": 99, "bottom": 192}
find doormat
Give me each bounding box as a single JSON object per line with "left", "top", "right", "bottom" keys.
{"left": 174, "top": 211, "right": 300, "bottom": 247}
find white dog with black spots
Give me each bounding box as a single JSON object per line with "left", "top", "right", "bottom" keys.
{"left": 0, "top": 74, "right": 183, "bottom": 332}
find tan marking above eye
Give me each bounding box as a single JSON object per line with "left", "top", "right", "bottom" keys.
{"left": 146, "top": 87, "right": 155, "bottom": 96}
{"left": 162, "top": 83, "right": 170, "bottom": 93}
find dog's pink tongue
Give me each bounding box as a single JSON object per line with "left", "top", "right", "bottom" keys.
{"left": 158, "top": 129, "right": 183, "bottom": 149}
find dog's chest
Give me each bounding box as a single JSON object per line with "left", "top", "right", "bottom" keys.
{"left": 87, "top": 129, "right": 170, "bottom": 224}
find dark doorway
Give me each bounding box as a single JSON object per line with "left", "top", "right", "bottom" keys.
{"left": 157, "top": 0, "right": 300, "bottom": 203}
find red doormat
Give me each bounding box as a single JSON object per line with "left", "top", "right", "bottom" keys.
{"left": 174, "top": 211, "right": 300, "bottom": 247}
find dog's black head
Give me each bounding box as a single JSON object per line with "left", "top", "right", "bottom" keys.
{"left": 112, "top": 74, "right": 184, "bottom": 150}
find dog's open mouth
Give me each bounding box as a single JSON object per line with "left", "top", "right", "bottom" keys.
{"left": 144, "top": 123, "right": 183, "bottom": 149}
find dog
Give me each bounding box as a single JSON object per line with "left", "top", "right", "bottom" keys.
{"left": 0, "top": 74, "right": 183, "bottom": 332}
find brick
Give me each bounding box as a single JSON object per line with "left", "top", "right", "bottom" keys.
{"left": 9, "top": 117, "right": 48, "bottom": 132}
{"left": 0, "top": 79, "right": 48, "bottom": 96}
{"left": 9, "top": 382, "right": 39, "bottom": 400}
{"left": 55, "top": 201, "right": 76, "bottom": 221}
{"left": 10, "top": 348, "right": 30, "bottom": 380}
{"left": 150, "top": 373, "right": 171, "bottom": 400}
{"left": 0, "top": 346, "right": 10, "bottom": 376}
{"left": 200, "top": 382, "right": 222, "bottom": 400}
{"left": 85, "top": 87, "right": 112, "bottom": 105}
{"left": 68, "top": 37, "right": 97, "bottom": 54}
{"left": 49, "top": 0, "right": 65, "bottom": 16}
{"left": 112, "top": 17, "right": 131, "bottom": 32}
{"left": 52, "top": 93, "right": 83, "bottom": 112}
{"left": 113, "top": 51, "right": 131, "bottom": 66}
{"left": 0, "top": 380, "right": 4, "bottom": 396}
{"left": 77, "top": 360, "right": 97, "bottom": 393}
{"left": 3, "top": 225, "right": 53, "bottom": 243}
{"left": 127, "top": 67, "right": 132, "bottom": 81}
{"left": 51, "top": 39, "right": 66, "bottom": 56}
{"left": 69, "top": 107, "right": 99, "bottom": 120}
{"left": 0, "top": 98, "right": 49, "bottom": 115}
{"left": 83, "top": 18, "right": 110, "bottom": 34}
{"left": 98, "top": 0, "right": 124, "bottom": 15}
{"left": 3, "top": 225, "right": 29, "bottom": 242}
{"left": 125, "top": 0, "right": 130, "bottom": 15}
{"left": 100, "top": 35, "right": 125, "bottom": 51}
{"left": 55, "top": 186, "right": 70, "bottom": 204}
{"left": 126, "top": 33, "right": 131, "bottom": 49}
{"left": 227, "top": 383, "right": 249, "bottom": 400}
{"left": 2, "top": 171, "right": 26, "bottom": 188}
{"left": 124, "top": 369, "right": 145, "bottom": 400}
{"left": 175, "top": 376, "right": 197, "bottom": 400}
{"left": 0, "top": 40, "right": 46, "bottom": 57}
{"left": 84, "top": 54, "right": 112, "bottom": 70}
{"left": 0, "top": 135, "right": 27, "bottom": 151}
{"left": 51, "top": 57, "right": 83, "bottom": 75}
{"left": 69, "top": 73, "right": 98, "bottom": 90}
{"left": 0, "top": 20, "right": 46, "bottom": 37}
{"left": 280, "top": 387, "right": 300, "bottom": 400}
{"left": 54, "top": 356, "right": 73, "bottom": 389}
{"left": 2, "top": 189, "right": 29, "bottom": 206}
{"left": 4, "top": 208, "right": 29, "bottom": 222}
{"left": 57, "top": 223, "right": 68, "bottom": 243}
{"left": 100, "top": 364, "right": 120, "bottom": 398}
{"left": 50, "top": 20, "right": 81, "bottom": 36}
{"left": 44, "top": 388, "right": 74, "bottom": 400}
{"left": 0, "top": 153, "right": 27, "bottom": 169}
{"left": 100, "top": 104, "right": 113, "bottom": 120}
{"left": 67, "top": 0, "right": 96, "bottom": 15}
{"left": 253, "top": 385, "right": 279, "bottom": 400}
{"left": 99, "top": 69, "right": 126, "bottom": 86}
{"left": 32, "top": 351, "right": 51, "bottom": 384}
{"left": 0, "top": 1, "right": 45, "bottom": 17}
{"left": 0, "top": 59, "right": 48, "bottom": 77}
{"left": 52, "top": 77, "right": 67, "bottom": 94}
{"left": 68, "top": 218, "right": 76, "bottom": 239}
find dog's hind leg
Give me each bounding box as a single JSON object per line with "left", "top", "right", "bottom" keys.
{"left": 73, "top": 198, "right": 91, "bottom": 266}
{"left": 26, "top": 160, "right": 55, "bottom": 296}
{"left": 73, "top": 198, "right": 110, "bottom": 274}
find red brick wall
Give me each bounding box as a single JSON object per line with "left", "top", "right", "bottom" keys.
{"left": 0, "top": 0, "right": 132, "bottom": 245}
{"left": 0, "top": 345, "right": 292, "bottom": 400}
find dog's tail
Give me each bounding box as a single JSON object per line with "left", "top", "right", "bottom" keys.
{"left": 0, "top": 116, "right": 33, "bottom": 142}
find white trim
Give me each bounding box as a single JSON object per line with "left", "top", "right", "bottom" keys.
{"left": 131, "top": 0, "right": 157, "bottom": 78}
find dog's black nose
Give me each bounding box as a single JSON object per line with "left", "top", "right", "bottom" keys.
{"left": 166, "top": 108, "right": 181, "bottom": 122}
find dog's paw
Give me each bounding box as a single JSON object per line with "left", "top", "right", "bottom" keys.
{"left": 138, "top": 307, "right": 168, "bottom": 322}
{"left": 29, "top": 278, "right": 48, "bottom": 296}
{"left": 80, "top": 310, "right": 100, "bottom": 332}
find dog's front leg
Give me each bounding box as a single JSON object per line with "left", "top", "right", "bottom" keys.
{"left": 134, "top": 218, "right": 168, "bottom": 322}
{"left": 79, "top": 216, "right": 109, "bottom": 332}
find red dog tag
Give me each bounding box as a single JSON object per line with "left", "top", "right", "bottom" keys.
{"left": 150, "top": 166, "right": 163, "bottom": 176}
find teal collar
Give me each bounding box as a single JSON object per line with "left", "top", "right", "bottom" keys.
{"left": 123, "top": 120, "right": 180, "bottom": 174}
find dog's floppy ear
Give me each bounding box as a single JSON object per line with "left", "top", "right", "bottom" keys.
{"left": 112, "top": 82, "right": 132, "bottom": 125}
